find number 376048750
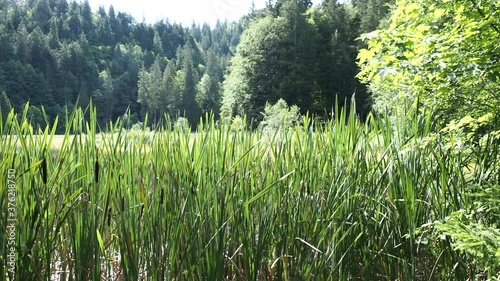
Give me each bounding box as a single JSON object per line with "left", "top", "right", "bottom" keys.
{"left": 7, "top": 169, "right": 16, "bottom": 207}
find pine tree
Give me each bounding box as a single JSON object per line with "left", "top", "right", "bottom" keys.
{"left": 277, "top": 0, "right": 318, "bottom": 112}
{"left": 15, "top": 23, "right": 30, "bottom": 63}
{"left": 153, "top": 30, "right": 164, "bottom": 55}
{"left": 0, "top": 25, "right": 15, "bottom": 61}
{"left": 179, "top": 43, "right": 200, "bottom": 126}
{"left": 138, "top": 57, "right": 164, "bottom": 123}
{"left": 67, "top": 2, "right": 81, "bottom": 38}
{"left": 352, "top": 0, "right": 393, "bottom": 33}
{"left": 203, "top": 48, "right": 222, "bottom": 117}
{"left": 200, "top": 23, "right": 212, "bottom": 51}
{"left": 81, "top": 0, "right": 93, "bottom": 36}
{"left": 96, "top": 10, "right": 113, "bottom": 45}
{"left": 33, "top": 0, "right": 51, "bottom": 33}
{"left": 0, "top": 91, "right": 12, "bottom": 125}
{"left": 93, "top": 69, "right": 114, "bottom": 124}
{"left": 56, "top": 0, "right": 68, "bottom": 17}
{"left": 162, "top": 60, "right": 179, "bottom": 118}
{"left": 48, "top": 17, "right": 60, "bottom": 49}
{"left": 196, "top": 74, "right": 211, "bottom": 114}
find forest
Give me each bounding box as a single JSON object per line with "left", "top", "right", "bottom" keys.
{"left": 0, "top": 0, "right": 391, "bottom": 130}
{"left": 1, "top": 0, "right": 499, "bottom": 280}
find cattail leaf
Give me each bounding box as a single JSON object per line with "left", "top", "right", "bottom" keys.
{"left": 96, "top": 229, "right": 105, "bottom": 254}
{"left": 245, "top": 171, "right": 294, "bottom": 206}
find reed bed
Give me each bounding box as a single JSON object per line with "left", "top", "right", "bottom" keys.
{"left": 0, "top": 103, "right": 497, "bottom": 280}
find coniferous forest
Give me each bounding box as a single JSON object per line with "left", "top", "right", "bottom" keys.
{"left": 0, "top": 0, "right": 391, "bottom": 130}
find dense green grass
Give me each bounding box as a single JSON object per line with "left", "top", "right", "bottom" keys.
{"left": 0, "top": 104, "right": 498, "bottom": 280}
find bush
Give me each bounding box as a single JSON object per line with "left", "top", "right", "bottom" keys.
{"left": 434, "top": 198, "right": 500, "bottom": 279}
{"left": 258, "top": 99, "right": 301, "bottom": 134}
{"left": 125, "top": 122, "right": 153, "bottom": 145}
{"left": 122, "top": 112, "right": 140, "bottom": 129}
{"left": 174, "top": 117, "right": 190, "bottom": 132}
{"left": 231, "top": 115, "right": 245, "bottom": 132}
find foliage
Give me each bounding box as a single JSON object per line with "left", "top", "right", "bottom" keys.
{"left": 259, "top": 99, "right": 302, "bottom": 133}
{"left": 434, "top": 182, "right": 500, "bottom": 279}
{"left": 429, "top": 128, "right": 500, "bottom": 279}
{"left": 352, "top": 0, "right": 394, "bottom": 33}
{"left": 138, "top": 57, "right": 164, "bottom": 123}
{"left": 125, "top": 122, "right": 153, "bottom": 146}
{"left": 357, "top": 0, "right": 500, "bottom": 129}
{"left": 221, "top": 15, "right": 289, "bottom": 122}
{"left": 222, "top": 0, "right": 373, "bottom": 123}
{"left": 440, "top": 113, "right": 500, "bottom": 151}
{"left": 230, "top": 115, "right": 245, "bottom": 132}
{"left": 358, "top": 2, "right": 500, "bottom": 275}
{"left": 174, "top": 116, "right": 190, "bottom": 131}
{"left": 120, "top": 112, "right": 140, "bottom": 129}
{"left": 0, "top": 91, "right": 12, "bottom": 126}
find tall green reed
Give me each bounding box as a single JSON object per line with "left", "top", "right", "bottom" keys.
{"left": 1, "top": 102, "right": 495, "bottom": 280}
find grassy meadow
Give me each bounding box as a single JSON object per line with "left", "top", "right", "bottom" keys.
{"left": 1, "top": 104, "right": 499, "bottom": 280}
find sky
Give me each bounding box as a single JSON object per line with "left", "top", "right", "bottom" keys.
{"left": 85, "top": 0, "right": 269, "bottom": 27}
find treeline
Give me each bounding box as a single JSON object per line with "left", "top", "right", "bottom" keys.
{"left": 0, "top": 0, "right": 392, "bottom": 130}
{"left": 221, "top": 0, "right": 392, "bottom": 123}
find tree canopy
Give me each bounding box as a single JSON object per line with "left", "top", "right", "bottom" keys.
{"left": 0, "top": 0, "right": 393, "bottom": 130}
{"left": 358, "top": 0, "right": 500, "bottom": 129}
{"left": 221, "top": 0, "right": 384, "bottom": 124}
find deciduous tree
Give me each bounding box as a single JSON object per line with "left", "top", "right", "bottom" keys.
{"left": 358, "top": 0, "right": 500, "bottom": 127}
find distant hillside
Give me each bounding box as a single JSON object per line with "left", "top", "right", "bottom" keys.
{"left": 0, "top": 0, "right": 392, "bottom": 131}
